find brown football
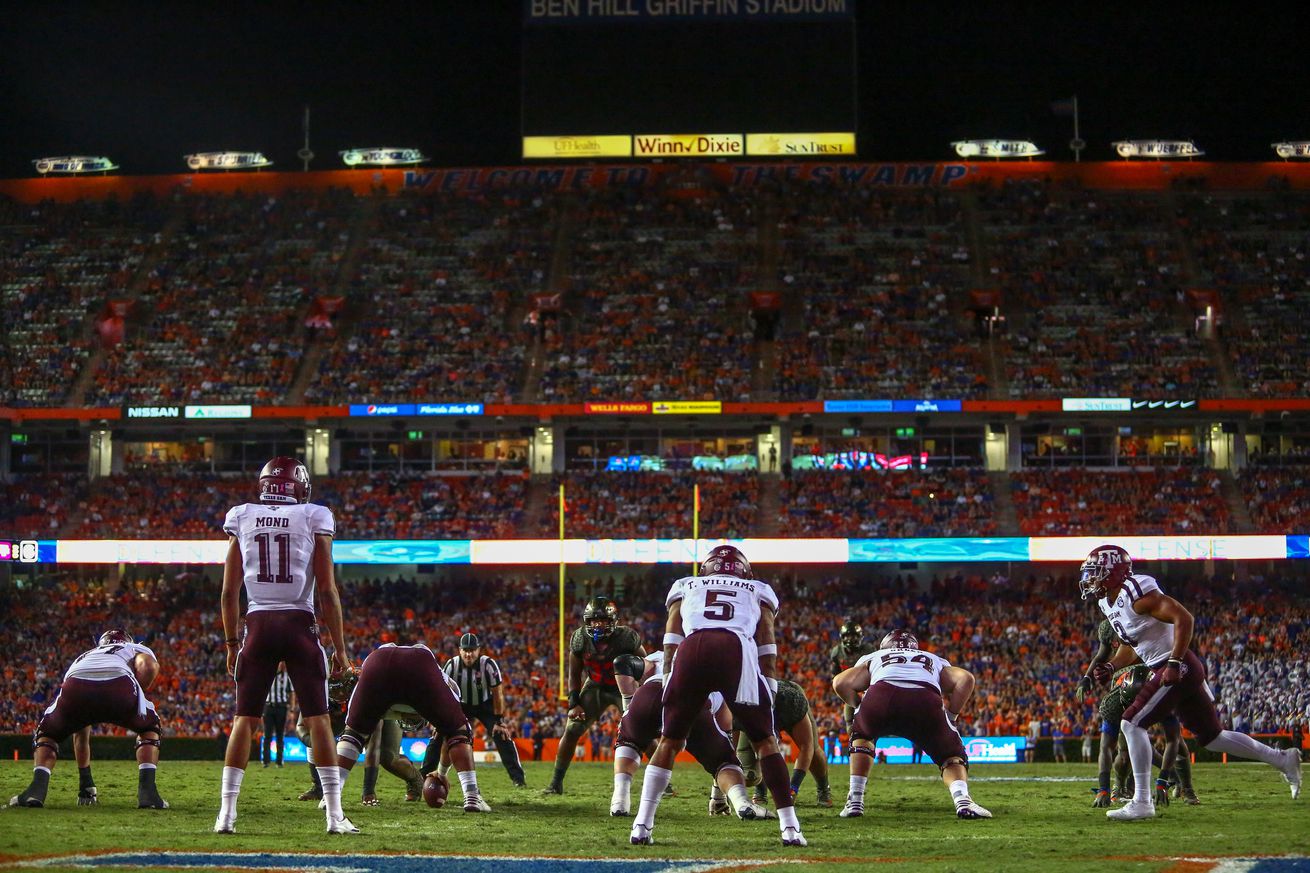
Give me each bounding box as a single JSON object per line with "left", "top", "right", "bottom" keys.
{"left": 422, "top": 773, "right": 449, "bottom": 808}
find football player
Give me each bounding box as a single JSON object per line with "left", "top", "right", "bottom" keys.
{"left": 831, "top": 618, "right": 876, "bottom": 731}
{"left": 543, "top": 596, "right": 646, "bottom": 795}
{"left": 215, "top": 457, "right": 353, "bottom": 835}
{"left": 733, "top": 679, "right": 833, "bottom": 809}
{"left": 833, "top": 629, "right": 991, "bottom": 820}
{"left": 631, "top": 545, "right": 806, "bottom": 847}
{"left": 1079, "top": 544, "right": 1300, "bottom": 821}
{"left": 609, "top": 651, "right": 769, "bottom": 821}
{"left": 9, "top": 629, "right": 168, "bottom": 810}
{"left": 332, "top": 641, "right": 491, "bottom": 824}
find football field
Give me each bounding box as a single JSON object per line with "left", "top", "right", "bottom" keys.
{"left": 1, "top": 760, "right": 1306, "bottom": 872}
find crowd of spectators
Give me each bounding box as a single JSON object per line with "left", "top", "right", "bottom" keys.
{"left": 770, "top": 182, "right": 985, "bottom": 400}
{"left": 314, "top": 471, "right": 527, "bottom": 540}
{"left": 980, "top": 179, "right": 1218, "bottom": 398}
{"left": 306, "top": 189, "right": 552, "bottom": 405}
{"left": 539, "top": 470, "right": 759, "bottom": 539}
{"left": 538, "top": 186, "right": 756, "bottom": 402}
{"left": 2, "top": 194, "right": 167, "bottom": 406}
{"left": 779, "top": 468, "right": 996, "bottom": 537}
{"left": 1239, "top": 467, "right": 1310, "bottom": 534}
{"left": 1011, "top": 467, "right": 1231, "bottom": 536}
{"left": 87, "top": 189, "right": 356, "bottom": 406}
{"left": 3, "top": 568, "right": 1304, "bottom": 752}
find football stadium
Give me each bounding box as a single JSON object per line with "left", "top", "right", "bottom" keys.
{"left": 1, "top": 5, "right": 1308, "bottom": 872}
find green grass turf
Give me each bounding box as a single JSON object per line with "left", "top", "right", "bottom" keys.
{"left": 0, "top": 760, "right": 1306, "bottom": 872}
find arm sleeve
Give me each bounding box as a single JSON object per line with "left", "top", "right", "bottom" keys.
{"left": 485, "top": 658, "right": 503, "bottom": 688}
{"left": 569, "top": 627, "right": 586, "bottom": 655}
{"left": 309, "top": 504, "right": 336, "bottom": 537}
{"left": 222, "top": 505, "right": 243, "bottom": 537}
{"left": 1097, "top": 620, "right": 1115, "bottom": 645}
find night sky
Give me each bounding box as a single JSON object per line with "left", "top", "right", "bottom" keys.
{"left": 2, "top": 3, "right": 1305, "bottom": 178}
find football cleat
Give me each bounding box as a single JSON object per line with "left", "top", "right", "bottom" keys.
{"left": 138, "top": 793, "right": 169, "bottom": 810}
{"left": 213, "top": 814, "right": 236, "bottom": 834}
{"left": 360, "top": 795, "right": 380, "bottom": 807}
{"left": 541, "top": 783, "right": 564, "bottom": 795}
{"left": 327, "top": 814, "right": 360, "bottom": 835}
{"left": 317, "top": 797, "right": 327, "bottom": 810}
{"left": 1107, "top": 800, "right": 1155, "bottom": 821}
{"left": 815, "top": 787, "right": 834, "bottom": 808}
{"left": 630, "top": 824, "right": 654, "bottom": 845}
{"left": 662, "top": 783, "right": 677, "bottom": 797}
{"left": 298, "top": 788, "right": 322, "bottom": 802}
{"left": 1091, "top": 789, "right": 1111, "bottom": 808}
{"left": 839, "top": 796, "right": 864, "bottom": 818}
{"left": 955, "top": 800, "right": 992, "bottom": 819}
{"left": 1154, "top": 782, "right": 1171, "bottom": 807}
{"left": 611, "top": 800, "right": 631, "bottom": 817}
{"left": 708, "top": 797, "right": 730, "bottom": 816}
{"left": 736, "top": 802, "right": 774, "bottom": 820}
{"left": 463, "top": 795, "right": 492, "bottom": 813}
{"left": 781, "top": 826, "right": 808, "bottom": 847}
{"left": 78, "top": 787, "right": 98, "bottom": 806}
{"left": 1183, "top": 791, "right": 1201, "bottom": 805}
{"left": 8, "top": 794, "right": 43, "bottom": 809}
{"left": 1281, "top": 748, "right": 1302, "bottom": 800}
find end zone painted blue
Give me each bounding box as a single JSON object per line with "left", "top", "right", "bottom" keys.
{"left": 1248, "top": 860, "right": 1310, "bottom": 872}
{"left": 26, "top": 852, "right": 743, "bottom": 873}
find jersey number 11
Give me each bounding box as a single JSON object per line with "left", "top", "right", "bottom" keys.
{"left": 254, "top": 532, "right": 294, "bottom": 585}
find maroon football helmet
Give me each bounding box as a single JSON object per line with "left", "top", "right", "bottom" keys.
{"left": 98, "top": 629, "right": 132, "bottom": 646}
{"left": 258, "top": 456, "right": 311, "bottom": 504}
{"left": 1079, "top": 544, "right": 1132, "bottom": 601}
{"left": 700, "top": 545, "right": 753, "bottom": 580}
{"left": 879, "top": 629, "right": 919, "bottom": 650}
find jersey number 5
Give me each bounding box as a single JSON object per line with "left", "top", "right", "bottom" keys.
{"left": 254, "top": 532, "right": 294, "bottom": 585}
{"left": 703, "top": 590, "right": 737, "bottom": 621}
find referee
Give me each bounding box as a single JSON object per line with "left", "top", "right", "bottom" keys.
{"left": 443, "top": 633, "right": 526, "bottom": 787}
{"left": 262, "top": 661, "right": 293, "bottom": 768}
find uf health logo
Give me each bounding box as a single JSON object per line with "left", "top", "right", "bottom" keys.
{"left": 18, "top": 853, "right": 756, "bottom": 873}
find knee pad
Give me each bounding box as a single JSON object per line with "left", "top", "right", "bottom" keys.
{"left": 717, "top": 762, "right": 744, "bottom": 780}
{"left": 849, "top": 744, "right": 875, "bottom": 758}
{"left": 443, "top": 722, "right": 473, "bottom": 749}
{"left": 564, "top": 719, "right": 589, "bottom": 740}
{"left": 612, "top": 654, "right": 645, "bottom": 681}
{"left": 134, "top": 736, "right": 161, "bottom": 752}
{"left": 33, "top": 736, "right": 59, "bottom": 757}
{"left": 939, "top": 756, "right": 968, "bottom": 773}
{"left": 614, "top": 744, "right": 640, "bottom": 763}
{"left": 336, "top": 727, "right": 370, "bottom": 762}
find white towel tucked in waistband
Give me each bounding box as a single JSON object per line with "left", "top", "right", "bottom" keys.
{"left": 735, "top": 634, "right": 763, "bottom": 706}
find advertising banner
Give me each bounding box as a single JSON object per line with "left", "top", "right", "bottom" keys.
{"left": 746, "top": 132, "right": 856, "bottom": 157}
{"left": 585, "top": 401, "right": 651, "bottom": 414}
{"left": 522, "top": 135, "right": 632, "bottom": 159}
{"left": 633, "top": 134, "right": 743, "bottom": 158}
{"left": 652, "top": 401, "right": 722, "bottom": 414}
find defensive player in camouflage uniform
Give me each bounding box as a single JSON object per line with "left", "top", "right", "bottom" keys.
{"left": 831, "top": 619, "right": 876, "bottom": 730}
{"left": 729, "top": 679, "right": 833, "bottom": 809}
{"left": 1077, "top": 620, "right": 1197, "bottom": 806}
{"left": 543, "top": 596, "right": 646, "bottom": 795}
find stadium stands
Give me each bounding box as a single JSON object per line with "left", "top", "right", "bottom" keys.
{"left": 1011, "top": 467, "right": 1231, "bottom": 536}
{"left": 540, "top": 470, "right": 759, "bottom": 539}
{"left": 779, "top": 468, "right": 996, "bottom": 537}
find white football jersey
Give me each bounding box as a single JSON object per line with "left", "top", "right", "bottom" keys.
{"left": 855, "top": 647, "right": 951, "bottom": 693}
{"left": 642, "top": 651, "right": 665, "bottom": 685}
{"left": 667, "top": 574, "right": 779, "bottom": 639}
{"left": 1098, "top": 573, "right": 1174, "bottom": 667}
{"left": 64, "top": 641, "right": 156, "bottom": 683}
{"left": 223, "top": 502, "right": 335, "bottom": 614}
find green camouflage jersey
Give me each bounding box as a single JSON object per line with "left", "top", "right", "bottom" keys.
{"left": 569, "top": 625, "right": 643, "bottom": 690}
{"left": 1099, "top": 663, "right": 1153, "bottom": 723}
{"left": 830, "top": 640, "right": 877, "bottom": 676}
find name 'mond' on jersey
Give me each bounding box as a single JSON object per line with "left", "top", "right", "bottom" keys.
{"left": 1097, "top": 573, "right": 1175, "bottom": 668}
{"left": 855, "top": 647, "right": 952, "bottom": 693}
{"left": 65, "top": 641, "right": 156, "bottom": 683}
{"left": 667, "top": 574, "right": 779, "bottom": 639}
{"left": 223, "top": 502, "right": 335, "bottom": 614}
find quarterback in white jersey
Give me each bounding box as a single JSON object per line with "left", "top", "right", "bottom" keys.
{"left": 10, "top": 629, "right": 168, "bottom": 810}
{"left": 216, "top": 456, "right": 353, "bottom": 836}
{"left": 629, "top": 545, "right": 806, "bottom": 848}
{"left": 834, "top": 630, "right": 990, "bottom": 820}
{"left": 1079, "top": 544, "right": 1301, "bottom": 821}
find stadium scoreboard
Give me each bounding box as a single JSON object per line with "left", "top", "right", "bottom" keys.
{"left": 521, "top": 1, "right": 857, "bottom": 158}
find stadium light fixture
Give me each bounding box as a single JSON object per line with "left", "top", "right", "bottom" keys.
{"left": 1272, "top": 141, "right": 1310, "bottom": 160}
{"left": 184, "top": 151, "right": 273, "bottom": 171}
{"left": 951, "top": 140, "right": 1044, "bottom": 159}
{"left": 1112, "top": 140, "right": 1204, "bottom": 159}
{"left": 32, "top": 156, "right": 118, "bottom": 175}
{"left": 340, "top": 147, "right": 428, "bottom": 167}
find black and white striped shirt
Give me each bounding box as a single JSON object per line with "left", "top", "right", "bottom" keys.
{"left": 442, "top": 655, "right": 502, "bottom": 708}
{"left": 266, "top": 670, "right": 293, "bottom": 706}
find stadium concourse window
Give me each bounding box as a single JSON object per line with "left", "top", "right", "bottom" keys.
{"left": 121, "top": 438, "right": 212, "bottom": 472}
{"left": 7, "top": 431, "right": 88, "bottom": 473}
{"left": 1020, "top": 424, "right": 1207, "bottom": 468}
{"left": 338, "top": 431, "right": 528, "bottom": 473}
{"left": 1247, "top": 428, "right": 1310, "bottom": 466}
{"left": 791, "top": 424, "right": 983, "bottom": 469}
{"left": 562, "top": 427, "right": 756, "bottom": 472}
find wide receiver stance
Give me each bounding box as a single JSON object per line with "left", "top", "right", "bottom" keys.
{"left": 833, "top": 630, "right": 990, "bottom": 820}
{"left": 334, "top": 642, "right": 490, "bottom": 822}
{"left": 1079, "top": 544, "right": 1301, "bottom": 821}
{"left": 10, "top": 630, "right": 168, "bottom": 810}
{"left": 631, "top": 545, "right": 806, "bottom": 847}
{"left": 609, "top": 651, "right": 769, "bottom": 821}
{"left": 215, "top": 457, "right": 352, "bottom": 835}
